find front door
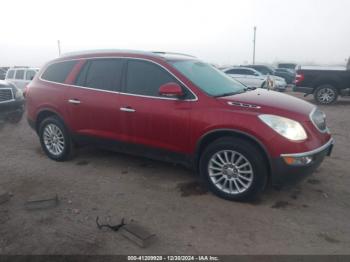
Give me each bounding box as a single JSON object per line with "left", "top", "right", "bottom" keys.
{"left": 119, "top": 59, "right": 194, "bottom": 154}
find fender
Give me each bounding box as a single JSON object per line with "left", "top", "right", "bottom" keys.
{"left": 194, "top": 128, "right": 272, "bottom": 172}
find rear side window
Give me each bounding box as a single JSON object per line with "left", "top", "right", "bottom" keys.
{"left": 25, "top": 70, "right": 36, "bottom": 80}
{"left": 7, "top": 70, "right": 14, "bottom": 79}
{"left": 41, "top": 61, "right": 76, "bottom": 83}
{"left": 126, "top": 60, "right": 175, "bottom": 97}
{"left": 15, "top": 70, "right": 25, "bottom": 80}
{"left": 75, "top": 59, "right": 124, "bottom": 91}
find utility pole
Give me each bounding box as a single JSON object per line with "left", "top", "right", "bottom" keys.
{"left": 57, "top": 40, "right": 61, "bottom": 56}
{"left": 253, "top": 26, "right": 257, "bottom": 65}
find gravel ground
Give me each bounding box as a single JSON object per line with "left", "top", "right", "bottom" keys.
{"left": 0, "top": 91, "right": 349, "bottom": 255}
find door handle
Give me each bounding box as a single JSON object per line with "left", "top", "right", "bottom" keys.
{"left": 68, "top": 99, "right": 81, "bottom": 104}
{"left": 120, "top": 107, "right": 136, "bottom": 113}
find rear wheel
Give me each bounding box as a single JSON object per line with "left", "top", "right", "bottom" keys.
{"left": 38, "top": 116, "right": 74, "bottom": 161}
{"left": 199, "top": 137, "right": 268, "bottom": 201}
{"left": 314, "top": 84, "right": 338, "bottom": 105}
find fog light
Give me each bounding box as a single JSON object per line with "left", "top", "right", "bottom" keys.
{"left": 283, "top": 156, "right": 313, "bottom": 166}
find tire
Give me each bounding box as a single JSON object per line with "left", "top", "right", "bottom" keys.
{"left": 314, "top": 84, "right": 338, "bottom": 105}
{"left": 199, "top": 137, "right": 268, "bottom": 201}
{"left": 38, "top": 116, "right": 74, "bottom": 161}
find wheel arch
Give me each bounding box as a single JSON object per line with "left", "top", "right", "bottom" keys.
{"left": 35, "top": 108, "right": 66, "bottom": 133}
{"left": 312, "top": 77, "right": 341, "bottom": 91}
{"left": 195, "top": 129, "right": 272, "bottom": 176}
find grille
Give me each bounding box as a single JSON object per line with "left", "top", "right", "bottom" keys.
{"left": 0, "top": 88, "right": 14, "bottom": 103}
{"left": 311, "top": 108, "right": 327, "bottom": 132}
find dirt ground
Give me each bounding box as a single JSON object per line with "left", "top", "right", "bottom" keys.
{"left": 0, "top": 91, "right": 349, "bottom": 255}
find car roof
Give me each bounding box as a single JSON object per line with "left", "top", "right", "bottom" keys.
{"left": 8, "top": 67, "right": 39, "bottom": 71}
{"left": 224, "top": 66, "right": 258, "bottom": 72}
{"left": 57, "top": 49, "right": 196, "bottom": 63}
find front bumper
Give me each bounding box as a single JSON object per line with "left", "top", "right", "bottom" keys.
{"left": 0, "top": 99, "right": 25, "bottom": 120}
{"left": 270, "top": 138, "right": 334, "bottom": 186}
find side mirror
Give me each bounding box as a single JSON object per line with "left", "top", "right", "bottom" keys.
{"left": 159, "top": 82, "right": 184, "bottom": 98}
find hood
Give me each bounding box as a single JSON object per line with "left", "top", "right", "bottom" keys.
{"left": 218, "top": 89, "right": 315, "bottom": 121}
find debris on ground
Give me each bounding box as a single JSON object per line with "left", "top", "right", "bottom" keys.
{"left": 271, "top": 201, "right": 290, "bottom": 209}
{"left": 25, "top": 194, "right": 59, "bottom": 210}
{"left": 318, "top": 233, "right": 341, "bottom": 244}
{"left": 96, "top": 216, "right": 126, "bottom": 232}
{"left": 76, "top": 160, "right": 90, "bottom": 166}
{"left": 177, "top": 181, "right": 208, "bottom": 197}
{"left": 0, "top": 188, "right": 10, "bottom": 205}
{"left": 72, "top": 208, "right": 80, "bottom": 214}
{"left": 120, "top": 222, "right": 156, "bottom": 248}
{"left": 307, "top": 179, "right": 321, "bottom": 185}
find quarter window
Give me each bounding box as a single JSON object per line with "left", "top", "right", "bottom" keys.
{"left": 126, "top": 60, "right": 177, "bottom": 97}
{"left": 75, "top": 59, "right": 124, "bottom": 92}
{"left": 25, "top": 70, "right": 36, "bottom": 80}
{"left": 7, "top": 70, "right": 15, "bottom": 79}
{"left": 41, "top": 61, "right": 76, "bottom": 83}
{"left": 15, "top": 70, "right": 25, "bottom": 80}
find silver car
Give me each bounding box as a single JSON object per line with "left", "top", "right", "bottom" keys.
{"left": 5, "top": 67, "right": 39, "bottom": 90}
{"left": 223, "top": 67, "right": 287, "bottom": 91}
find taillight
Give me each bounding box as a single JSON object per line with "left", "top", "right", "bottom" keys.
{"left": 294, "top": 73, "right": 304, "bottom": 85}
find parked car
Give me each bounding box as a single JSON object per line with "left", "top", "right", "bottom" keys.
{"left": 278, "top": 63, "right": 297, "bottom": 71}
{"left": 294, "top": 66, "right": 350, "bottom": 104}
{"left": 0, "top": 68, "right": 8, "bottom": 80}
{"left": 0, "top": 80, "right": 25, "bottom": 123}
{"left": 223, "top": 66, "right": 287, "bottom": 91}
{"left": 5, "top": 67, "right": 39, "bottom": 90}
{"left": 244, "top": 64, "right": 276, "bottom": 76}
{"left": 26, "top": 50, "right": 333, "bottom": 201}
{"left": 243, "top": 64, "right": 289, "bottom": 89}
{"left": 274, "top": 68, "right": 295, "bottom": 84}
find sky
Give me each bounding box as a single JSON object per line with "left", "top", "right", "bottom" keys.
{"left": 1, "top": 0, "right": 350, "bottom": 67}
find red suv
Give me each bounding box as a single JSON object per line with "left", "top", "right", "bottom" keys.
{"left": 26, "top": 50, "right": 333, "bottom": 201}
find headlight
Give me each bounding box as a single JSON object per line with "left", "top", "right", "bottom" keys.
{"left": 14, "top": 87, "right": 23, "bottom": 99}
{"left": 259, "top": 114, "right": 307, "bottom": 141}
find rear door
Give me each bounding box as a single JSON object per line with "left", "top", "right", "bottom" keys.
{"left": 66, "top": 58, "right": 126, "bottom": 141}
{"left": 119, "top": 59, "right": 193, "bottom": 154}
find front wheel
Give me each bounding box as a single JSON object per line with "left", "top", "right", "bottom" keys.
{"left": 38, "top": 116, "right": 74, "bottom": 161}
{"left": 314, "top": 84, "right": 338, "bottom": 105}
{"left": 199, "top": 137, "right": 268, "bottom": 201}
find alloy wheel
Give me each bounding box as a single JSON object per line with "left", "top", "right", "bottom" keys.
{"left": 43, "top": 123, "right": 65, "bottom": 156}
{"left": 317, "top": 88, "right": 336, "bottom": 104}
{"left": 208, "top": 150, "right": 254, "bottom": 194}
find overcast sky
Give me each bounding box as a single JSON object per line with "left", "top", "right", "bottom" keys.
{"left": 1, "top": 0, "right": 350, "bottom": 67}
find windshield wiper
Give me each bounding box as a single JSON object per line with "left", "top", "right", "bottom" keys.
{"left": 244, "top": 87, "right": 257, "bottom": 91}
{"left": 214, "top": 91, "right": 245, "bottom": 98}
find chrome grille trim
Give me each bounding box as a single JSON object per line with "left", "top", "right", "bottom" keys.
{"left": 0, "top": 88, "right": 15, "bottom": 104}
{"left": 227, "top": 101, "right": 261, "bottom": 109}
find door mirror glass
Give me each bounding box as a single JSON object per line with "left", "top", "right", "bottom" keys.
{"left": 159, "top": 82, "right": 184, "bottom": 98}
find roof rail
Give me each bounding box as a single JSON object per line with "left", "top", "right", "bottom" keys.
{"left": 151, "top": 51, "right": 196, "bottom": 58}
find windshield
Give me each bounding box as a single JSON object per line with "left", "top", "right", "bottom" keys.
{"left": 170, "top": 60, "right": 246, "bottom": 97}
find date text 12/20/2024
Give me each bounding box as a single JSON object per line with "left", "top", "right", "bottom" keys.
{"left": 127, "top": 256, "right": 219, "bottom": 261}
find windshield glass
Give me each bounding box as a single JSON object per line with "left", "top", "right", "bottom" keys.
{"left": 170, "top": 60, "right": 246, "bottom": 97}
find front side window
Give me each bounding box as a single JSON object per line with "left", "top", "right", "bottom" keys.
{"left": 126, "top": 60, "right": 178, "bottom": 97}
{"left": 171, "top": 60, "right": 246, "bottom": 97}
{"left": 75, "top": 59, "right": 124, "bottom": 91}
{"left": 7, "top": 70, "right": 15, "bottom": 79}
{"left": 25, "top": 70, "right": 36, "bottom": 80}
{"left": 226, "top": 69, "right": 241, "bottom": 74}
{"left": 41, "top": 61, "right": 76, "bottom": 83}
{"left": 15, "top": 70, "right": 25, "bottom": 80}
